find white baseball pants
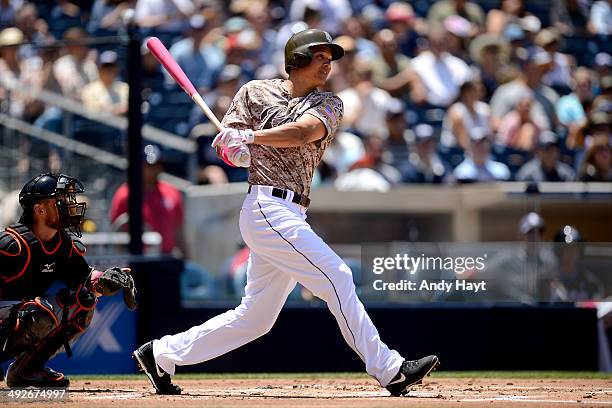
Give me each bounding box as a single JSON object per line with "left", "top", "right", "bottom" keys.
{"left": 153, "top": 186, "right": 403, "bottom": 386}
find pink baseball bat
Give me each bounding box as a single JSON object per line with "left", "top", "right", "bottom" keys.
{"left": 146, "top": 37, "right": 223, "bottom": 131}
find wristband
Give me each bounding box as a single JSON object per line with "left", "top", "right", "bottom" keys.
{"left": 242, "top": 129, "right": 255, "bottom": 144}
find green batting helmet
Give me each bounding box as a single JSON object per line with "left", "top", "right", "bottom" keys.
{"left": 284, "top": 29, "right": 344, "bottom": 73}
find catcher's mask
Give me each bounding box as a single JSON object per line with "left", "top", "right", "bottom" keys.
{"left": 284, "top": 29, "right": 344, "bottom": 74}
{"left": 19, "top": 173, "right": 87, "bottom": 237}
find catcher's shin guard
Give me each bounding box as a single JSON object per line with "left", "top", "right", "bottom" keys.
{"left": 0, "top": 298, "right": 58, "bottom": 360}
{"left": 6, "top": 296, "right": 95, "bottom": 388}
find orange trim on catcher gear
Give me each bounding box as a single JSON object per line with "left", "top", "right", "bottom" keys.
{"left": 75, "top": 286, "right": 96, "bottom": 311}
{"left": 69, "top": 319, "right": 86, "bottom": 333}
{"left": 35, "top": 297, "right": 59, "bottom": 326}
{"left": 21, "top": 319, "right": 84, "bottom": 371}
{"left": 18, "top": 298, "right": 60, "bottom": 327}
{"left": 3, "top": 228, "right": 31, "bottom": 283}
{"left": 0, "top": 231, "right": 22, "bottom": 256}
{"left": 36, "top": 232, "right": 62, "bottom": 255}
{"left": 71, "top": 241, "right": 86, "bottom": 256}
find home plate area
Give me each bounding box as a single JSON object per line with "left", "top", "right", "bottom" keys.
{"left": 3, "top": 377, "right": 611, "bottom": 407}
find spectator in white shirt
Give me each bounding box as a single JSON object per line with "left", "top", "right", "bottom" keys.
{"left": 410, "top": 27, "right": 472, "bottom": 107}
{"left": 289, "top": 0, "right": 351, "bottom": 35}
{"left": 82, "top": 50, "right": 128, "bottom": 115}
{"left": 0, "top": 27, "right": 47, "bottom": 121}
{"left": 337, "top": 58, "right": 393, "bottom": 138}
{"left": 441, "top": 79, "right": 491, "bottom": 150}
{"left": 589, "top": 0, "right": 611, "bottom": 35}
{"left": 53, "top": 27, "right": 98, "bottom": 100}
{"left": 453, "top": 129, "right": 511, "bottom": 182}
{"left": 134, "top": 0, "right": 194, "bottom": 32}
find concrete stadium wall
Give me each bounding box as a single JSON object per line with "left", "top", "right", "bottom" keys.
{"left": 184, "top": 183, "right": 612, "bottom": 276}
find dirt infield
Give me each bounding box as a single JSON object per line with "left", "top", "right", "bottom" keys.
{"left": 2, "top": 376, "right": 611, "bottom": 407}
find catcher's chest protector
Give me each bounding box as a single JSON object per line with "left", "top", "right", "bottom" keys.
{"left": 1, "top": 223, "right": 75, "bottom": 299}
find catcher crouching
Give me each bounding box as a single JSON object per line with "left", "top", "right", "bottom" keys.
{"left": 0, "top": 173, "right": 137, "bottom": 388}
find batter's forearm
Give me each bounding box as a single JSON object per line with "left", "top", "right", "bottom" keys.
{"left": 253, "top": 120, "right": 324, "bottom": 148}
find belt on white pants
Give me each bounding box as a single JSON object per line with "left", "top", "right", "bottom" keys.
{"left": 247, "top": 185, "right": 311, "bottom": 208}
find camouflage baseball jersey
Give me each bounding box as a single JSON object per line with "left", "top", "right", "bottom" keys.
{"left": 221, "top": 79, "right": 343, "bottom": 196}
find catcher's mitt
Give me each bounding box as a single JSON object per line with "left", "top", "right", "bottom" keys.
{"left": 95, "top": 267, "right": 138, "bottom": 310}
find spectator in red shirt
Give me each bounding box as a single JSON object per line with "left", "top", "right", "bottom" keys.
{"left": 110, "top": 145, "right": 187, "bottom": 256}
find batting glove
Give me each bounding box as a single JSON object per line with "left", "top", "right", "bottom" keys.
{"left": 211, "top": 128, "right": 255, "bottom": 149}
{"left": 219, "top": 142, "right": 251, "bottom": 168}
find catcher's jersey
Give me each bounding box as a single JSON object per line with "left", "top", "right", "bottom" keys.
{"left": 0, "top": 224, "right": 90, "bottom": 300}
{"left": 222, "top": 79, "right": 343, "bottom": 196}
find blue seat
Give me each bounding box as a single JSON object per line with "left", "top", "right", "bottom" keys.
{"left": 142, "top": 76, "right": 166, "bottom": 92}
{"left": 410, "top": 103, "right": 446, "bottom": 130}
{"left": 438, "top": 146, "right": 464, "bottom": 169}
{"left": 160, "top": 149, "right": 190, "bottom": 178}
{"left": 491, "top": 144, "right": 532, "bottom": 178}
{"left": 559, "top": 144, "right": 578, "bottom": 169}
{"left": 161, "top": 89, "right": 191, "bottom": 105}
{"left": 562, "top": 35, "right": 600, "bottom": 66}
{"left": 524, "top": 0, "right": 551, "bottom": 27}
{"left": 49, "top": 8, "right": 83, "bottom": 39}
{"left": 71, "top": 117, "right": 124, "bottom": 154}
{"left": 137, "top": 28, "right": 183, "bottom": 49}
{"left": 147, "top": 103, "right": 192, "bottom": 124}
{"left": 594, "top": 35, "right": 612, "bottom": 55}
{"left": 36, "top": 2, "right": 54, "bottom": 22}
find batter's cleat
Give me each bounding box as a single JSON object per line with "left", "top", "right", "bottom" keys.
{"left": 6, "top": 360, "right": 69, "bottom": 388}
{"left": 133, "top": 341, "right": 182, "bottom": 395}
{"left": 1, "top": 365, "right": 4, "bottom": 382}
{"left": 386, "top": 355, "right": 440, "bottom": 397}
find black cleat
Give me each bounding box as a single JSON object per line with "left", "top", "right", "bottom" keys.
{"left": 133, "top": 341, "right": 182, "bottom": 395}
{"left": 386, "top": 355, "right": 440, "bottom": 397}
{"left": 1, "top": 365, "right": 4, "bottom": 382}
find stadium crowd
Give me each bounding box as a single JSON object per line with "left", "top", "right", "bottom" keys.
{"left": 0, "top": 0, "right": 610, "bottom": 189}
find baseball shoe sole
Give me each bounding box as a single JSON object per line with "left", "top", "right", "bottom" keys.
{"left": 386, "top": 355, "right": 440, "bottom": 397}
{"left": 133, "top": 341, "right": 182, "bottom": 395}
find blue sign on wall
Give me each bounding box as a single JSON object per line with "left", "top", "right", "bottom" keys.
{"left": 50, "top": 295, "right": 137, "bottom": 374}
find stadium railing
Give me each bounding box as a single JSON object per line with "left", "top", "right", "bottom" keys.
{"left": 0, "top": 75, "right": 198, "bottom": 184}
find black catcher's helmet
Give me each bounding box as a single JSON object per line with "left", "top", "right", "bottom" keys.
{"left": 19, "top": 173, "right": 87, "bottom": 237}
{"left": 284, "top": 28, "right": 344, "bottom": 73}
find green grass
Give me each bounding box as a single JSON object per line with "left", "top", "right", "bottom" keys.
{"left": 72, "top": 371, "right": 612, "bottom": 381}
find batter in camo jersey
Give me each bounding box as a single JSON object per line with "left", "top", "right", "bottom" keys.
{"left": 133, "top": 29, "right": 439, "bottom": 397}
{"left": 223, "top": 78, "right": 342, "bottom": 196}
